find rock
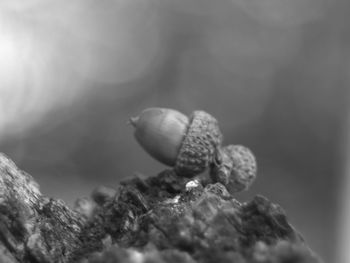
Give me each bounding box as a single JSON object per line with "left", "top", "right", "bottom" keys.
{"left": 0, "top": 153, "right": 321, "bottom": 263}
{"left": 0, "top": 153, "right": 84, "bottom": 262}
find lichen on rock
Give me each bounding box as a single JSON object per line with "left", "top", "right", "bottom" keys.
{"left": 0, "top": 153, "right": 321, "bottom": 263}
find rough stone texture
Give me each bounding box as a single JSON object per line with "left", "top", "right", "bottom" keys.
{"left": 0, "top": 153, "right": 322, "bottom": 263}
{"left": 0, "top": 153, "right": 85, "bottom": 263}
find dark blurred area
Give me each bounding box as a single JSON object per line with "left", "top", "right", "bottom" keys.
{"left": 0, "top": 0, "right": 349, "bottom": 262}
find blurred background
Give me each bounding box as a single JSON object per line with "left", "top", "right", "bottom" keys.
{"left": 0, "top": 0, "right": 349, "bottom": 262}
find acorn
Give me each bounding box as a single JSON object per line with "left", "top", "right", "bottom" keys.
{"left": 210, "top": 145, "right": 257, "bottom": 193}
{"left": 130, "top": 108, "right": 223, "bottom": 177}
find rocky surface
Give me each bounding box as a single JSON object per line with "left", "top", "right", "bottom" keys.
{"left": 0, "top": 153, "right": 321, "bottom": 263}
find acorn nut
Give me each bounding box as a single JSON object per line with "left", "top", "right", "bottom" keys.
{"left": 130, "top": 108, "right": 223, "bottom": 177}
{"left": 210, "top": 145, "right": 257, "bottom": 193}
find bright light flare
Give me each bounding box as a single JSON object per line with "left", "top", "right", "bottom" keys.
{"left": 0, "top": 1, "right": 161, "bottom": 141}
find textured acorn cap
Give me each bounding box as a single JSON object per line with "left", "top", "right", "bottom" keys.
{"left": 210, "top": 145, "right": 257, "bottom": 193}
{"left": 175, "top": 111, "right": 223, "bottom": 177}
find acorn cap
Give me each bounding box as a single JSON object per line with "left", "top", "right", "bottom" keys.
{"left": 209, "top": 145, "right": 257, "bottom": 193}
{"left": 175, "top": 111, "right": 223, "bottom": 177}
